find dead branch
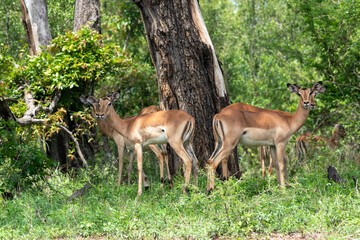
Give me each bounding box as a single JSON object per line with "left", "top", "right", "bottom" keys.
{"left": 67, "top": 182, "right": 92, "bottom": 203}
{"left": 3, "top": 90, "right": 89, "bottom": 169}
{"left": 39, "top": 90, "right": 61, "bottom": 114}
{"left": 57, "top": 124, "right": 89, "bottom": 169}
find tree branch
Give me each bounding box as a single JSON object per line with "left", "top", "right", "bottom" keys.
{"left": 3, "top": 90, "right": 89, "bottom": 169}
{"left": 57, "top": 124, "right": 89, "bottom": 169}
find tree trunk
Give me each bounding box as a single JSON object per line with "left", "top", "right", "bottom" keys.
{"left": 134, "top": 0, "right": 240, "bottom": 178}
{"left": 20, "top": 0, "right": 52, "bottom": 55}
{"left": 73, "top": 0, "right": 101, "bottom": 33}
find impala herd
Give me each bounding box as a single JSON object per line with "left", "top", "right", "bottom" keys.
{"left": 80, "top": 81, "right": 341, "bottom": 197}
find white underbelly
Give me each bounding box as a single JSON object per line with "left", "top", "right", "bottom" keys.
{"left": 239, "top": 135, "right": 273, "bottom": 147}
{"left": 143, "top": 132, "right": 167, "bottom": 146}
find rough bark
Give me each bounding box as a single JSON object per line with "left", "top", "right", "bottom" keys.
{"left": 73, "top": 0, "right": 101, "bottom": 33}
{"left": 0, "top": 97, "right": 16, "bottom": 122}
{"left": 134, "top": 0, "right": 239, "bottom": 177}
{"left": 20, "top": 0, "right": 52, "bottom": 55}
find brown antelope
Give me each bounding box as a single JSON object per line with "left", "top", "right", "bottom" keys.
{"left": 84, "top": 92, "right": 199, "bottom": 197}
{"left": 80, "top": 96, "right": 171, "bottom": 189}
{"left": 295, "top": 123, "right": 346, "bottom": 159}
{"left": 207, "top": 82, "right": 327, "bottom": 191}
{"left": 220, "top": 85, "right": 320, "bottom": 179}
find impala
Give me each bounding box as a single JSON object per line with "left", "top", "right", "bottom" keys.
{"left": 80, "top": 96, "right": 171, "bottom": 189}
{"left": 84, "top": 92, "right": 199, "bottom": 197}
{"left": 207, "top": 82, "right": 326, "bottom": 191}
{"left": 295, "top": 123, "right": 346, "bottom": 159}
{"left": 219, "top": 85, "right": 320, "bottom": 179}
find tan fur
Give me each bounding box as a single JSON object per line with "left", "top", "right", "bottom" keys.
{"left": 207, "top": 82, "right": 326, "bottom": 191}
{"left": 222, "top": 88, "right": 319, "bottom": 178}
{"left": 80, "top": 95, "right": 170, "bottom": 188}
{"left": 85, "top": 93, "right": 199, "bottom": 197}
{"left": 295, "top": 124, "right": 346, "bottom": 159}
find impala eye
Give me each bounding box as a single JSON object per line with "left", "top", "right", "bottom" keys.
{"left": 98, "top": 103, "right": 101, "bottom": 107}
{"left": 108, "top": 102, "right": 112, "bottom": 106}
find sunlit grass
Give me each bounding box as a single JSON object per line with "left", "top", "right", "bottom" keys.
{"left": 1, "top": 146, "right": 359, "bottom": 239}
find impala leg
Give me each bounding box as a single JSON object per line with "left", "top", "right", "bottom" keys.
{"left": 185, "top": 142, "right": 199, "bottom": 185}
{"left": 207, "top": 140, "right": 236, "bottom": 192}
{"left": 270, "top": 146, "right": 280, "bottom": 183}
{"left": 114, "top": 136, "right": 125, "bottom": 187}
{"left": 221, "top": 157, "right": 229, "bottom": 180}
{"left": 142, "top": 170, "right": 149, "bottom": 190}
{"left": 283, "top": 150, "right": 289, "bottom": 184}
{"left": 149, "top": 145, "right": 165, "bottom": 187}
{"left": 127, "top": 152, "right": 134, "bottom": 185}
{"left": 170, "top": 142, "right": 193, "bottom": 194}
{"left": 259, "top": 147, "right": 266, "bottom": 178}
{"left": 276, "top": 143, "right": 286, "bottom": 188}
{"left": 162, "top": 145, "right": 173, "bottom": 188}
{"left": 134, "top": 143, "right": 143, "bottom": 197}
{"left": 268, "top": 149, "right": 273, "bottom": 177}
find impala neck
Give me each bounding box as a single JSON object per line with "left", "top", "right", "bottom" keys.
{"left": 105, "top": 107, "right": 130, "bottom": 138}
{"left": 289, "top": 98, "right": 310, "bottom": 134}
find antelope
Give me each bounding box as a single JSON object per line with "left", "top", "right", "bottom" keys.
{"left": 207, "top": 82, "right": 327, "bottom": 191}
{"left": 220, "top": 86, "right": 320, "bottom": 179}
{"left": 83, "top": 92, "right": 199, "bottom": 197}
{"left": 295, "top": 123, "right": 346, "bottom": 159}
{"left": 80, "top": 96, "right": 171, "bottom": 189}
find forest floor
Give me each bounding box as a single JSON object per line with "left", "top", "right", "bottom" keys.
{"left": 1, "top": 148, "right": 360, "bottom": 239}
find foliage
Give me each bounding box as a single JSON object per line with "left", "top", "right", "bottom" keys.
{"left": 47, "top": 0, "right": 75, "bottom": 39}
{"left": 290, "top": 0, "right": 360, "bottom": 105}
{"left": 0, "top": 144, "right": 359, "bottom": 239}
{"left": 1, "top": 25, "right": 157, "bottom": 189}
{"left": 8, "top": 26, "right": 128, "bottom": 108}
{"left": 101, "top": 0, "right": 151, "bottom": 63}
{"left": 201, "top": 0, "right": 360, "bottom": 141}
{"left": 0, "top": 0, "right": 26, "bottom": 60}
{"left": 0, "top": 121, "right": 54, "bottom": 192}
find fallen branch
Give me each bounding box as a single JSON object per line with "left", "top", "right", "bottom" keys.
{"left": 67, "top": 182, "right": 92, "bottom": 203}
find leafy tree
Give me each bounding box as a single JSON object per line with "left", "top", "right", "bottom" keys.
{"left": 0, "top": 26, "right": 158, "bottom": 188}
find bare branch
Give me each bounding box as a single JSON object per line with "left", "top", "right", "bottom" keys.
{"left": 67, "top": 182, "right": 92, "bottom": 203}
{"left": 40, "top": 90, "right": 61, "bottom": 114}
{"left": 57, "top": 124, "right": 89, "bottom": 169}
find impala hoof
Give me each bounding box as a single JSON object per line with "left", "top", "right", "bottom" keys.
{"left": 168, "top": 179, "right": 173, "bottom": 189}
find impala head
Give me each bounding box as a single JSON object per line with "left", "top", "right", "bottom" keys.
{"left": 287, "top": 81, "right": 327, "bottom": 109}
{"left": 80, "top": 92, "right": 120, "bottom": 119}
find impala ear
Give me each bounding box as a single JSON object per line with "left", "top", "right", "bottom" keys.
{"left": 87, "top": 96, "right": 99, "bottom": 106}
{"left": 79, "top": 95, "right": 88, "bottom": 105}
{"left": 311, "top": 81, "right": 327, "bottom": 95}
{"left": 287, "top": 83, "right": 301, "bottom": 95}
{"left": 111, "top": 92, "right": 120, "bottom": 103}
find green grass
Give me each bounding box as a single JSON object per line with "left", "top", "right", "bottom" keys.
{"left": 1, "top": 147, "right": 360, "bottom": 239}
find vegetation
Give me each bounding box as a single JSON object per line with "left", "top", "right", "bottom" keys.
{"left": 0, "top": 0, "right": 359, "bottom": 239}
{"left": 0, "top": 146, "right": 359, "bottom": 239}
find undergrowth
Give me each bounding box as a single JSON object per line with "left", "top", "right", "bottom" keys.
{"left": 0, "top": 146, "right": 359, "bottom": 239}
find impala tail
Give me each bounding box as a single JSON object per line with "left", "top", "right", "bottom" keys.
{"left": 209, "top": 115, "right": 225, "bottom": 160}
